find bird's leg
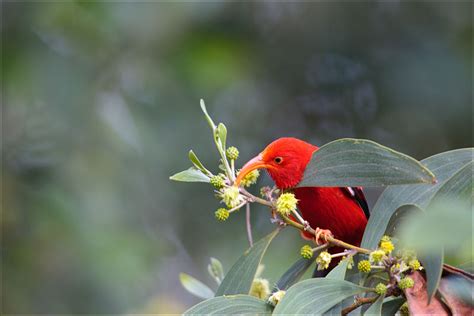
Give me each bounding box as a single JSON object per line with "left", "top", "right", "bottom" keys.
{"left": 314, "top": 227, "right": 334, "bottom": 245}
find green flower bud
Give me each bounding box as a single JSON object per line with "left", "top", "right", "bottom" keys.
{"left": 300, "top": 245, "right": 313, "bottom": 259}
{"left": 249, "top": 278, "right": 270, "bottom": 299}
{"left": 398, "top": 276, "right": 415, "bottom": 290}
{"left": 316, "top": 251, "right": 332, "bottom": 270}
{"left": 408, "top": 259, "right": 421, "bottom": 271}
{"left": 226, "top": 146, "right": 239, "bottom": 160}
{"left": 375, "top": 283, "right": 387, "bottom": 295}
{"left": 268, "top": 290, "right": 286, "bottom": 306}
{"left": 240, "top": 169, "right": 260, "bottom": 187}
{"left": 215, "top": 208, "right": 230, "bottom": 221}
{"left": 358, "top": 260, "right": 371, "bottom": 273}
{"left": 276, "top": 193, "right": 298, "bottom": 216}
{"left": 210, "top": 174, "right": 225, "bottom": 189}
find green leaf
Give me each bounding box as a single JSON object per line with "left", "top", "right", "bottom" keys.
{"left": 169, "top": 167, "right": 210, "bottom": 183}
{"left": 362, "top": 148, "right": 473, "bottom": 250}
{"left": 188, "top": 150, "right": 209, "bottom": 174}
{"left": 179, "top": 273, "right": 215, "bottom": 300}
{"left": 215, "top": 230, "right": 279, "bottom": 296}
{"left": 208, "top": 257, "right": 225, "bottom": 284}
{"left": 216, "top": 123, "right": 227, "bottom": 150}
{"left": 326, "top": 257, "right": 351, "bottom": 280}
{"left": 200, "top": 99, "right": 216, "bottom": 130}
{"left": 364, "top": 294, "right": 385, "bottom": 315}
{"left": 298, "top": 138, "right": 435, "bottom": 187}
{"left": 184, "top": 294, "right": 272, "bottom": 315}
{"left": 384, "top": 204, "right": 423, "bottom": 238}
{"left": 381, "top": 297, "right": 406, "bottom": 316}
{"left": 274, "top": 257, "right": 314, "bottom": 291}
{"left": 273, "top": 278, "right": 369, "bottom": 314}
{"left": 399, "top": 200, "right": 471, "bottom": 301}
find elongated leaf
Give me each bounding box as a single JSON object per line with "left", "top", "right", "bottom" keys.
{"left": 326, "top": 257, "right": 350, "bottom": 280}
{"left": 363, "top": 294, "right": 385, "bottom": 315}
{"left": 273, "top": 278, "right": 369, "bottom": 314}
{"left": 384, "top": 204, "right": 422, "bottom": 238}
{"left": 381, "top": 297, "right": 406, "bottom": 316}
{"left": 188, "top": 150, "right": 209, "bottom": 174}
{"left": 200, "top": 99, "right": 216, "bottom": 130}
{"left": 419, "top": 252, "right": 444, "bottom": 303}
{"left": 217, "top": 123, "right": 227, "bottom": 150}
{"left": 274, "top": 257, "right": 314, "bottom": 291}
{"left": 298, "top": 138, "right": 435, "bottom": 187}
{"left": 400, "top": 200, "right": 471, "bottom": 301}
{"left": 180, "top": 273, "right": 215, "bottom": 300}
{"left": 169, "top": 167, "right": 210, "bottom": 183}
{"left": 362, "top": 148, "right": 473, "bottom": 250}
{"left": 216, "top": 230, "right": 279, "bottom": 296}
{"left": 184, "top": 294, "right": 272, "bottom": 315}
{"left": 208, "top": 257, "right": 225, "bottom": 284}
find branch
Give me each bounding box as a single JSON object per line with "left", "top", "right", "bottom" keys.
{"left": 240, "top": 188, "right": 372, "bottom": 254}
{"left": 341, "top": 296, "right": 379, "bottom": 316}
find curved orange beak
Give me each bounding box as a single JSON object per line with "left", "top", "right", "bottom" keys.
{"left": 235, "top": 154, "right": 271, "bottom": 186}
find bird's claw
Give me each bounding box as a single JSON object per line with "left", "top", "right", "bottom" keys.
{"left": 314, "top": 227, "right": 333, "bottom": 245}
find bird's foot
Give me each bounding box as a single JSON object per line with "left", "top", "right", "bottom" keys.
{"left": 314, "top": 228, "right": 333, "bottom": 245}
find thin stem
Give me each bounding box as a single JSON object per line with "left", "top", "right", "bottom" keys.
{"left": 291, "top": 209, "right": 306, "bottom": 225}
{"left": 246, "top": 203, "right": 253, "bottom": 247}
{"left": 341, "top": 296, "right": 379, "bottom": 316}
{"left": 228, "top": 201, "right": 247, "bottom": 213}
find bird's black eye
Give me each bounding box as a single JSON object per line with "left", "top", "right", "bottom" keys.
{"left": 274, "top": 157, "right": 283, "bottom": 164}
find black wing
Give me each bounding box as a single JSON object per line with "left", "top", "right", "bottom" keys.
{"left": 343, "top": 187, "right": 370, "bottom": 219}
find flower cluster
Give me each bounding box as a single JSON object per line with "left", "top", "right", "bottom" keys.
{"left": 275, "top": 193, "right": 298, "bottom": 216}
{"left": 316, "top": 251, "right": 332, "bottom": 270}
{"left": 268, "top": 290, "right": 286, "bottom": 306}
{"left": 240, "top": 169, "right": 260, "bottom": 187}
{"left": 220, "top": 186, "right": 244, "bottom": 208}
{"left": 250, "top": 278, "right": 270, "bottom": 299}
{"left": 215, "top": 208, "right": 230, "bottom": 221}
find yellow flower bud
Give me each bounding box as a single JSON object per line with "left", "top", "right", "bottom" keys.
{"left": 379, "top": 235, "right": 395, "bottom": 254}
{"left": 300, "top": 245, "right": 313, "bottom": 259}
{"left": 358, "top": 260, "right": 371, "bottom": 273}
{"left": 398, "top": 277, "right": 415, "bottom": 290}
{"left": 275, "top": 193, "right": 298, "bottom": 216}
{"left": 408, "top": 259, "right": 421, "bottom": 271}
{"left": 316, "top": 251, "right": 332, "bottom": 270}
{"left": 369, "top": 250, "right": 385, "bottom": 264}
{"left": 240, "top": 169, "right": 260, "bottom": 187}
{"left": 399, "top": 302, "right": 409, "bottom": 316}
{"left": 268, "top": 290, "right": 286, "bottom": 306}
{"left": 249, "top": 278, "right": 270, "bottom": 299}
{"left": 215, "top": 208, "right": 230, "bottom": 221}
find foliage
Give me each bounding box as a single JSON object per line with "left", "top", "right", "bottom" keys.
{"left": 171, "top": 102, "right": 473, "bottom": 314}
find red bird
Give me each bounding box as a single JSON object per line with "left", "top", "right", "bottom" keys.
{"left": 235, "top": 137, "right": 369, "bottom": 273}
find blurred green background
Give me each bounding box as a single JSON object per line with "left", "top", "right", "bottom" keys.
{"left": 2, "top": 1, "right": 472, "bottom": 314}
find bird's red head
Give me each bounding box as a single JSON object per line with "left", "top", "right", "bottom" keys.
{"left": 235, "top": 137, "right": 318, "bottom": 189}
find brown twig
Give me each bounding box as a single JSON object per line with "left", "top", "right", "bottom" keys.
{"left": 341, "top": 296, "right": 379, "bottom": 315}
{"left": 240, "top": 188, "right": 373, "bottom": 254}
{"left": 245, "top": 203, "right": 253, "bottom": 247}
